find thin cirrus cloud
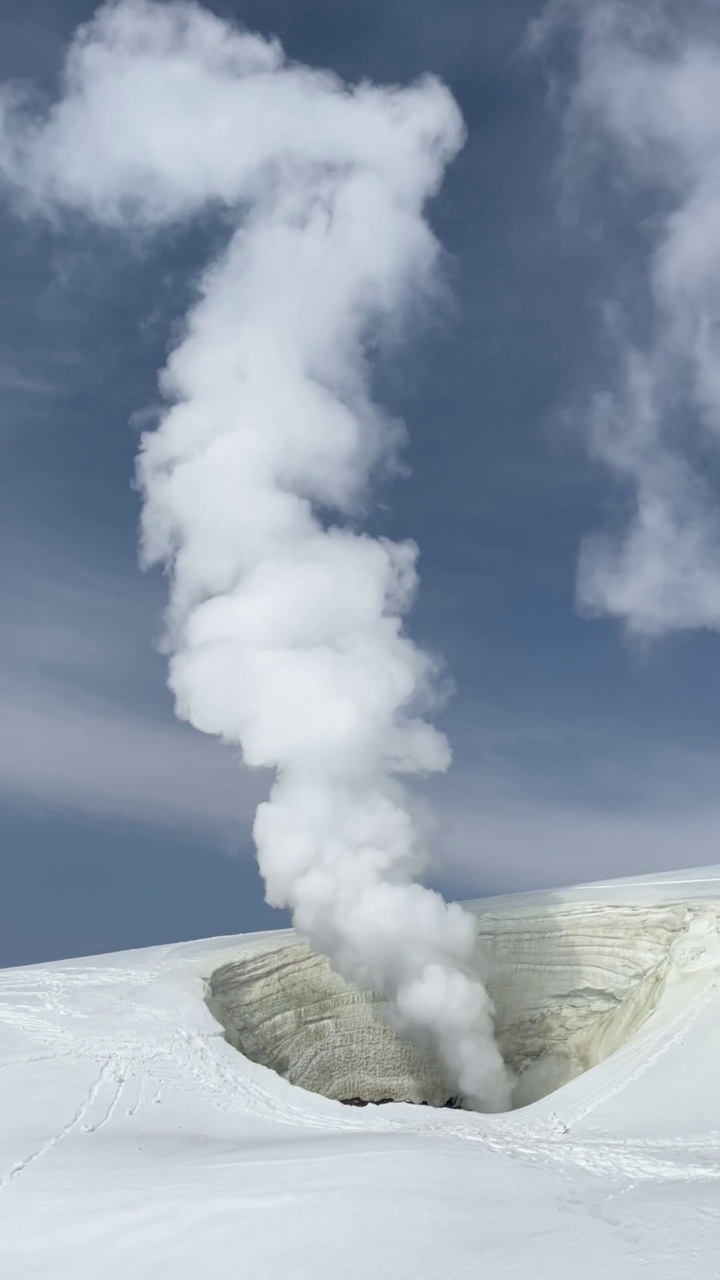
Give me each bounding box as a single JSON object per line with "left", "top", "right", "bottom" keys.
{"left": 0, "top": 691, "right": 262, "bottom": 835}
{"left": 430, "top": 728, "right": 720, "bottom": 896}
{"left": 436, "top": 789, "right": 720, "bottom": 896}
{"left": 0, "top": 542, "right": 265, "bottom": 838}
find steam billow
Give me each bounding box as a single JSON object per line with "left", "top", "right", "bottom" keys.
{"left": 0, "top": 0, "right": 511, "bottom": 1109}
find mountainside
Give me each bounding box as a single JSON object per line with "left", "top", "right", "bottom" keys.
{"left": 2, "top": 865, "right": 720, "bottom": 1279}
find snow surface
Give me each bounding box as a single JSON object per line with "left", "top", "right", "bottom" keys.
{"left": 2, "top": 865, "right": 720, "bottom": 1278}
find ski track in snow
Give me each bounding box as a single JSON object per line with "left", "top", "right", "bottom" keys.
{"left": 0, "top": 1058, "right": 115, "bottom": 1190}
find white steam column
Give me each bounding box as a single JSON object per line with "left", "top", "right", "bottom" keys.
{"left": 0, "top": 0, "right": 510, "bottom": 1109}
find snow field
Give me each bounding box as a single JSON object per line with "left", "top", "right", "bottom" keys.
{"left": 1, "top": 867, "right": 720, "bottom": 1277}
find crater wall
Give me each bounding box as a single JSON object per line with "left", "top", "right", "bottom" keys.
{"left": 207, "top": 900, "right": 720, "bottom": 1110}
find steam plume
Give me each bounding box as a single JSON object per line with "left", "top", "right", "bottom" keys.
{"left": 534, "top": 1, "right": 720, "bottom": 637}
{"left": 0, "top": 0, "right": 510, "bottom": 1109}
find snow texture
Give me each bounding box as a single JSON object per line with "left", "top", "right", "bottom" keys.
{"left": 2, "top": 866, "right": 720, "bottom": 1278}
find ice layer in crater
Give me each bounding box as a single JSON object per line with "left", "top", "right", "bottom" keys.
{"left": 207, "top": 899, "right": 720, "bottom": 1109}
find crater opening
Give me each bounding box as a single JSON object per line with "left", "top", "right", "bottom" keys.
{"left": 207, "top": 900, "right": 717, "bottom": 1111}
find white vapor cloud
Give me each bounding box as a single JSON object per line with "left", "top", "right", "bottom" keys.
{"left": 0, "top": 1, "right": 511, "bottom": 1108}
{"left": 535, "top": 1, "right": 720, "bottom": 637}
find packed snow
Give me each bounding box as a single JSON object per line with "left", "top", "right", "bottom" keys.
{"left": 2, "top": 865, "right": 720, "bottom": 1279}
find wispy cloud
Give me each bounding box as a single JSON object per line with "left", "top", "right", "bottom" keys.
{"left": 0, "top": 688, "right": 262, "bottom": 835}
{"left": 0, "top": 537, "right": 266, "bottom": 838}
{"left": 437, "top": 790, "right": 720, "bottom": 896}
{"left": 430, "top": 738, "right": 720, "bottom": 895}
{"left": 0, "top": 361, "right": 56, "bottom": 395}
{"left": 532, "top": 1, "right": 720, "bottom": 638}
{"left": 419, "top": 695, "right": 720, "bottom": 893}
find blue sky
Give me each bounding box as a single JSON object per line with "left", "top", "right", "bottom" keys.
{"left": 2, "top": 0, "right": 720, "bottom": 967}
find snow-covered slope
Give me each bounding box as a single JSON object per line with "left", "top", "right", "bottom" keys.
{"left": 2, "top": 866, "right": 720, "bottom": 1279}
